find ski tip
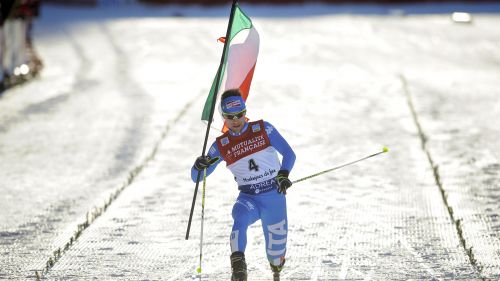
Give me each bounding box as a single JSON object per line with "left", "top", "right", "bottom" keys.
{"left": 383, "top": 146, "right": 389, "bottom": 153}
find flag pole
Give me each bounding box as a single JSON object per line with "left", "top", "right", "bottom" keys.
{"left": 186, "top": 0, "right": 239, "bottom": 240}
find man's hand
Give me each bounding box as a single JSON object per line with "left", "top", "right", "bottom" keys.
{"left": 193, "top": 155, "right": 219, "bottom": 171}
{"left": 276, "top": 170, "right": 292, "bottom": 194}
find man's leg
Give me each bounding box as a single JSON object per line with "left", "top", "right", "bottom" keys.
{"left": 260, "top": 192, "right": 287, "bottom": 280}
{"left": 230, "top": 194, "right": 259, "bottom": 281}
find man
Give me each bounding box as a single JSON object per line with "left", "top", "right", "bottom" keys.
{"left": 191, "top": 89, "right": 296, "bottom": 281}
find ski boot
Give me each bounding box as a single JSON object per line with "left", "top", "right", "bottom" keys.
{"left": 270, "top": 259, "right": 285, "bottom": 281}
{"left": 230, "top": 251, "right": 247, "bottom": 281}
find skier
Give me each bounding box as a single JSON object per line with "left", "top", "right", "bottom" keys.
{"left": 191, "top": 88, "right": 296, "bottom": 281}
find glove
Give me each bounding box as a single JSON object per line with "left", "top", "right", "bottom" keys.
{"left": 193, "top": 155, "right": 219, "bottom": 171}
{"left": 276, "top": 170, "right": 292, "bottom": 194}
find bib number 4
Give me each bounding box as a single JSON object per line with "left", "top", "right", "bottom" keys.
{"left": 248, "top": 159, "right": 259, "bottom": 172}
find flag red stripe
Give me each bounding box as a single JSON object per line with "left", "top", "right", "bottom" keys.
{"left": 239, "top": 63, "right": 256, "bottom": 102}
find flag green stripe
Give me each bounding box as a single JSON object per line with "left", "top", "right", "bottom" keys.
{"left": 201, "top": 75, "right": 219, "bottom": 120}
{"left": 230, "top": 5, "right": 252, "bottom": 41}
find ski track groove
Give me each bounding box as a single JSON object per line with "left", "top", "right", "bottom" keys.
{"left": 36, "top": 93, "right": 200, "bottom": 279}
{"left": 34, "top": 38, "right": 204, "bottom": 280}
{"left": 400, "top": 74, "right": 485, "bottom": 281}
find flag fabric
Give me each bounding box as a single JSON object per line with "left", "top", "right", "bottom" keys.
{"left": 201, "top": 3, "right": 259, "bottom": 132}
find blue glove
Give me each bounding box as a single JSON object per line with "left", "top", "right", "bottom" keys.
{"left": 276, "top": 170, "right": 292, "bottom": 194}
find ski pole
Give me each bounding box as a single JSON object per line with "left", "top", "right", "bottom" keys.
{"left": 196, "top": 169, "right": 207, "bottom": 275}
{"left": 292, "top": 147, "right": 389, "bottom": 184}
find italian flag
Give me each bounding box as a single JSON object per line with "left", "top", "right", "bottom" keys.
{"left": 201, "top": 3, "right": 259, "bottom": 132}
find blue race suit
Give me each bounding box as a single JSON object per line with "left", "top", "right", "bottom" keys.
{"left": 191, "top": 120, "right": 295, "bottom": 266}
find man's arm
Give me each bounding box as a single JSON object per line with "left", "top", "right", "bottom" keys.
{"left": 265, "top": 121, "right": 296, "bottom": 172}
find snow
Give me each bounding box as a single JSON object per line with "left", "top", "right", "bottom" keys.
{"left": 0, "top": 2, "right": 499, "bottom": 280}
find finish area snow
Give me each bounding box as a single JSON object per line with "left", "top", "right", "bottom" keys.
{"left": 0, "top": 3, "right": 499, "bottom": 280}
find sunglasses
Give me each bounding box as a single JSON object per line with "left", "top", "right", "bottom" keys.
{"left": 222, "top": 109, "right": 247, "bottom": 120}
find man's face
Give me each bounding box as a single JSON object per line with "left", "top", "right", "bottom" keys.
{"left": 223, "top": 110, "right": 247, "bottom": 133}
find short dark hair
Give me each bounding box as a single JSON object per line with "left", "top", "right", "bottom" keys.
{"left": 221, "top": 89, "right": 242, "bottom": 100}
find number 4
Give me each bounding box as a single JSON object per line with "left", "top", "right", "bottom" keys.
{"left": 248, "top": 159, "right": 259, "bottom": 172}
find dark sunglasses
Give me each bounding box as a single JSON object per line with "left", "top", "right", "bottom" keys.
{"left": 222, "top": 109, "right": 246, "bottom": 120}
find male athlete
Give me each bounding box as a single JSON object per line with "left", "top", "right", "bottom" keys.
{"left": 191, "top": 89, "right": 296, "bottom": 281}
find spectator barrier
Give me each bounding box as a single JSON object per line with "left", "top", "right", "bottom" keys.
{"left": 1, "top": 0, "right": 42, "bottom": 92}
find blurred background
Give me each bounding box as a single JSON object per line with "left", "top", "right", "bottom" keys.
{"left": 1, "top": 0, "right": 497, "bottom": 92}
{"left": 1, "top": 0, "right": 498, "bottom": 92}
